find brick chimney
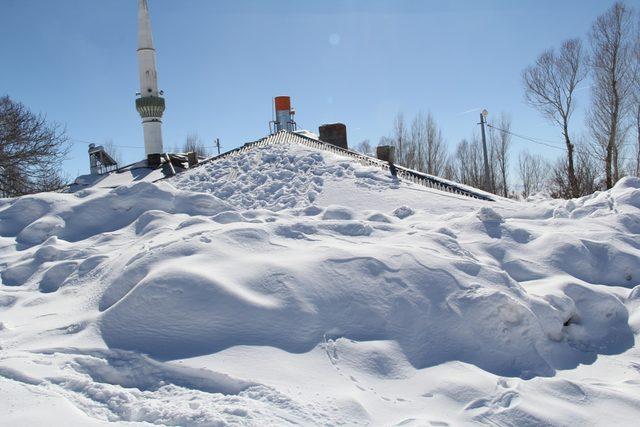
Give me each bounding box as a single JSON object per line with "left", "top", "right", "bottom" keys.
{"left": 319, "top": 123, "right": 348, "bottom": 149}
{"left": 376, "top": 145, "right": 395, "bottom": 163}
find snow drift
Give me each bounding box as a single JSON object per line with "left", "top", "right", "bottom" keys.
{"left": 1, "top": 143, "right": 640, "bottom": 425}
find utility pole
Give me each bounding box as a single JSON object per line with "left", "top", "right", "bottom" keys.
{"left": 214, "top": 138, "right": 221, "bottom": 155}
{"left": 479, "top": 109, "right": 491, "bottom": 193}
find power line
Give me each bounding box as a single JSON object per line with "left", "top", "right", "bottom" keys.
{"left": 69, "top": 137, "right": 143, "bottom": 149}
{"left": 486, "top": 124, "right": 566, "bottom": 150}
{"left": 486, "top": 123, "right": 636, "bottom": 163}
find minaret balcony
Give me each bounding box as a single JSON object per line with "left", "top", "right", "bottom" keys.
{"left": 136, "top": 96, "right": 165, "bottom": 118}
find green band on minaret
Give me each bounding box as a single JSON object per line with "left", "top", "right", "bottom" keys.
{"left": 136, "top": 96, "right": 165, "bottom": 118}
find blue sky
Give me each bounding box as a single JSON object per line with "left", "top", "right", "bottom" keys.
{"left": 1, "top": 0, "right": 638, "bottom": 178}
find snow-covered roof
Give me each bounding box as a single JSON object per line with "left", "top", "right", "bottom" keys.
{"left": 168, "top": 131, "right": 497, "bottom": 212}
{"left": 69, "top": 154, "right": 195, "bottom": 192}
{"left": 69, "top": 131, "right": 494, "bottom": 205}
{"left": 71, "top": 162, "right": 167, "bottom": 190}
{"left": 170, "top": 130, "right": 494, "bottom": 202}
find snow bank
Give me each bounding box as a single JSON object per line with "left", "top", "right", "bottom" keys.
{"left": 1, "top": 147, "right": 640, "bottom": 425}
{"left": 95, "top": 201, "right": 632, "bottom": 379}
{"left": 1, "top": 182, "right": 232, "bottom": 247}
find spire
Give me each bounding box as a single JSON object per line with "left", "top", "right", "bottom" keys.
{"left": 138, "top": 0, "right": 154, "bottom": 52}
{"left": 135, "top": 0, "right": 165, "bottom": 159}
{"left": 137, "top": 0, "right": 158, "bottom": 97}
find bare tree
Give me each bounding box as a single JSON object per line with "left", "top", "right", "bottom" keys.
{"left": 442, "top": 159, "right": 456, "bottom": 181}
{"left": 523, "top": 38, "right": 587, "bottom": 198}
{"left": 400, "top": 112, "right": 449, "bottom": 175}
{"left": 548, "top": 157, "right": 572, "bottom": 199}
{"left": 408, "top": 114, "right": 426, "bottom": 171}
{"left": 633, "top": 48, "right": 640, "bottom": 176}
{"left": 576, "top": 148, "right": 600, "bottom": 195}
{"left": 451, "top": 139, "right": 470, "bottom": 186}
{"left": 631, "top": 15, "right": 640, "bottom": 176}
{"left": 548, "top": 142, "right": 600, "bottom": 198}
{"left": 424, "top": 112, "right": 448, "bottom": 176}
{"left": 588, "top": 2, "right": 636, "bottom": 188}
{"left": 31, "top": 162, "right": 69, "bottom": 193}
{"left": 356, "top": 139, "right": 374, "bottom": 156}
{"left": 391, "top": 113, "right": 408, "bottom": 166}
{"left": 488, "top": 113, "right": 512, "bottom": 197}
{"left": 451, "top": 137, "right": 484, "bottom": 188}
{"left": 183, "top": 133, "right": 208, "bottom": 157}
{"left": 0, "top": 95, "right": 69, "bottom": 196}
{"left": 518, "top": 151, "right": 549, "bottom": 198}
{"left": 486, "top": 131, "right": 500, "bottom": 194}
{"left": 634, "top": 100, "right": 640, "bottom": 175}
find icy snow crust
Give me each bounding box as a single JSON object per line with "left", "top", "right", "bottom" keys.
{"left": 1, "top": 142, "right": 640, "bottom": 425}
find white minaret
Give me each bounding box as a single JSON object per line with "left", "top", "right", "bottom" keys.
{"left": 136, "top": 0, "right": 165, "bottom": 161}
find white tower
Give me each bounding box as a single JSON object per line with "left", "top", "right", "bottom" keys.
{"left": 136, "top": 0, "right": 165, "bottom": 163}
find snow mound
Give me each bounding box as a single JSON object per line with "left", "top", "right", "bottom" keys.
{"left": 1, "top": 145, "right": 640, "bottom": 424}
{"left": 99, "top": 222, "right": 570, "bottom": 377}
{"left": 0, "top": 181, "right": 232, "bottom": 247}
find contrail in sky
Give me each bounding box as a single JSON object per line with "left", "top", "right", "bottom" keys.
{"left": 456, "top": 107, "right": 482, "bottom": 116}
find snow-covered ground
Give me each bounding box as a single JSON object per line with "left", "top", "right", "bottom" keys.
{"left": 1, "top": 141, "right": 640, "bottom": 426}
